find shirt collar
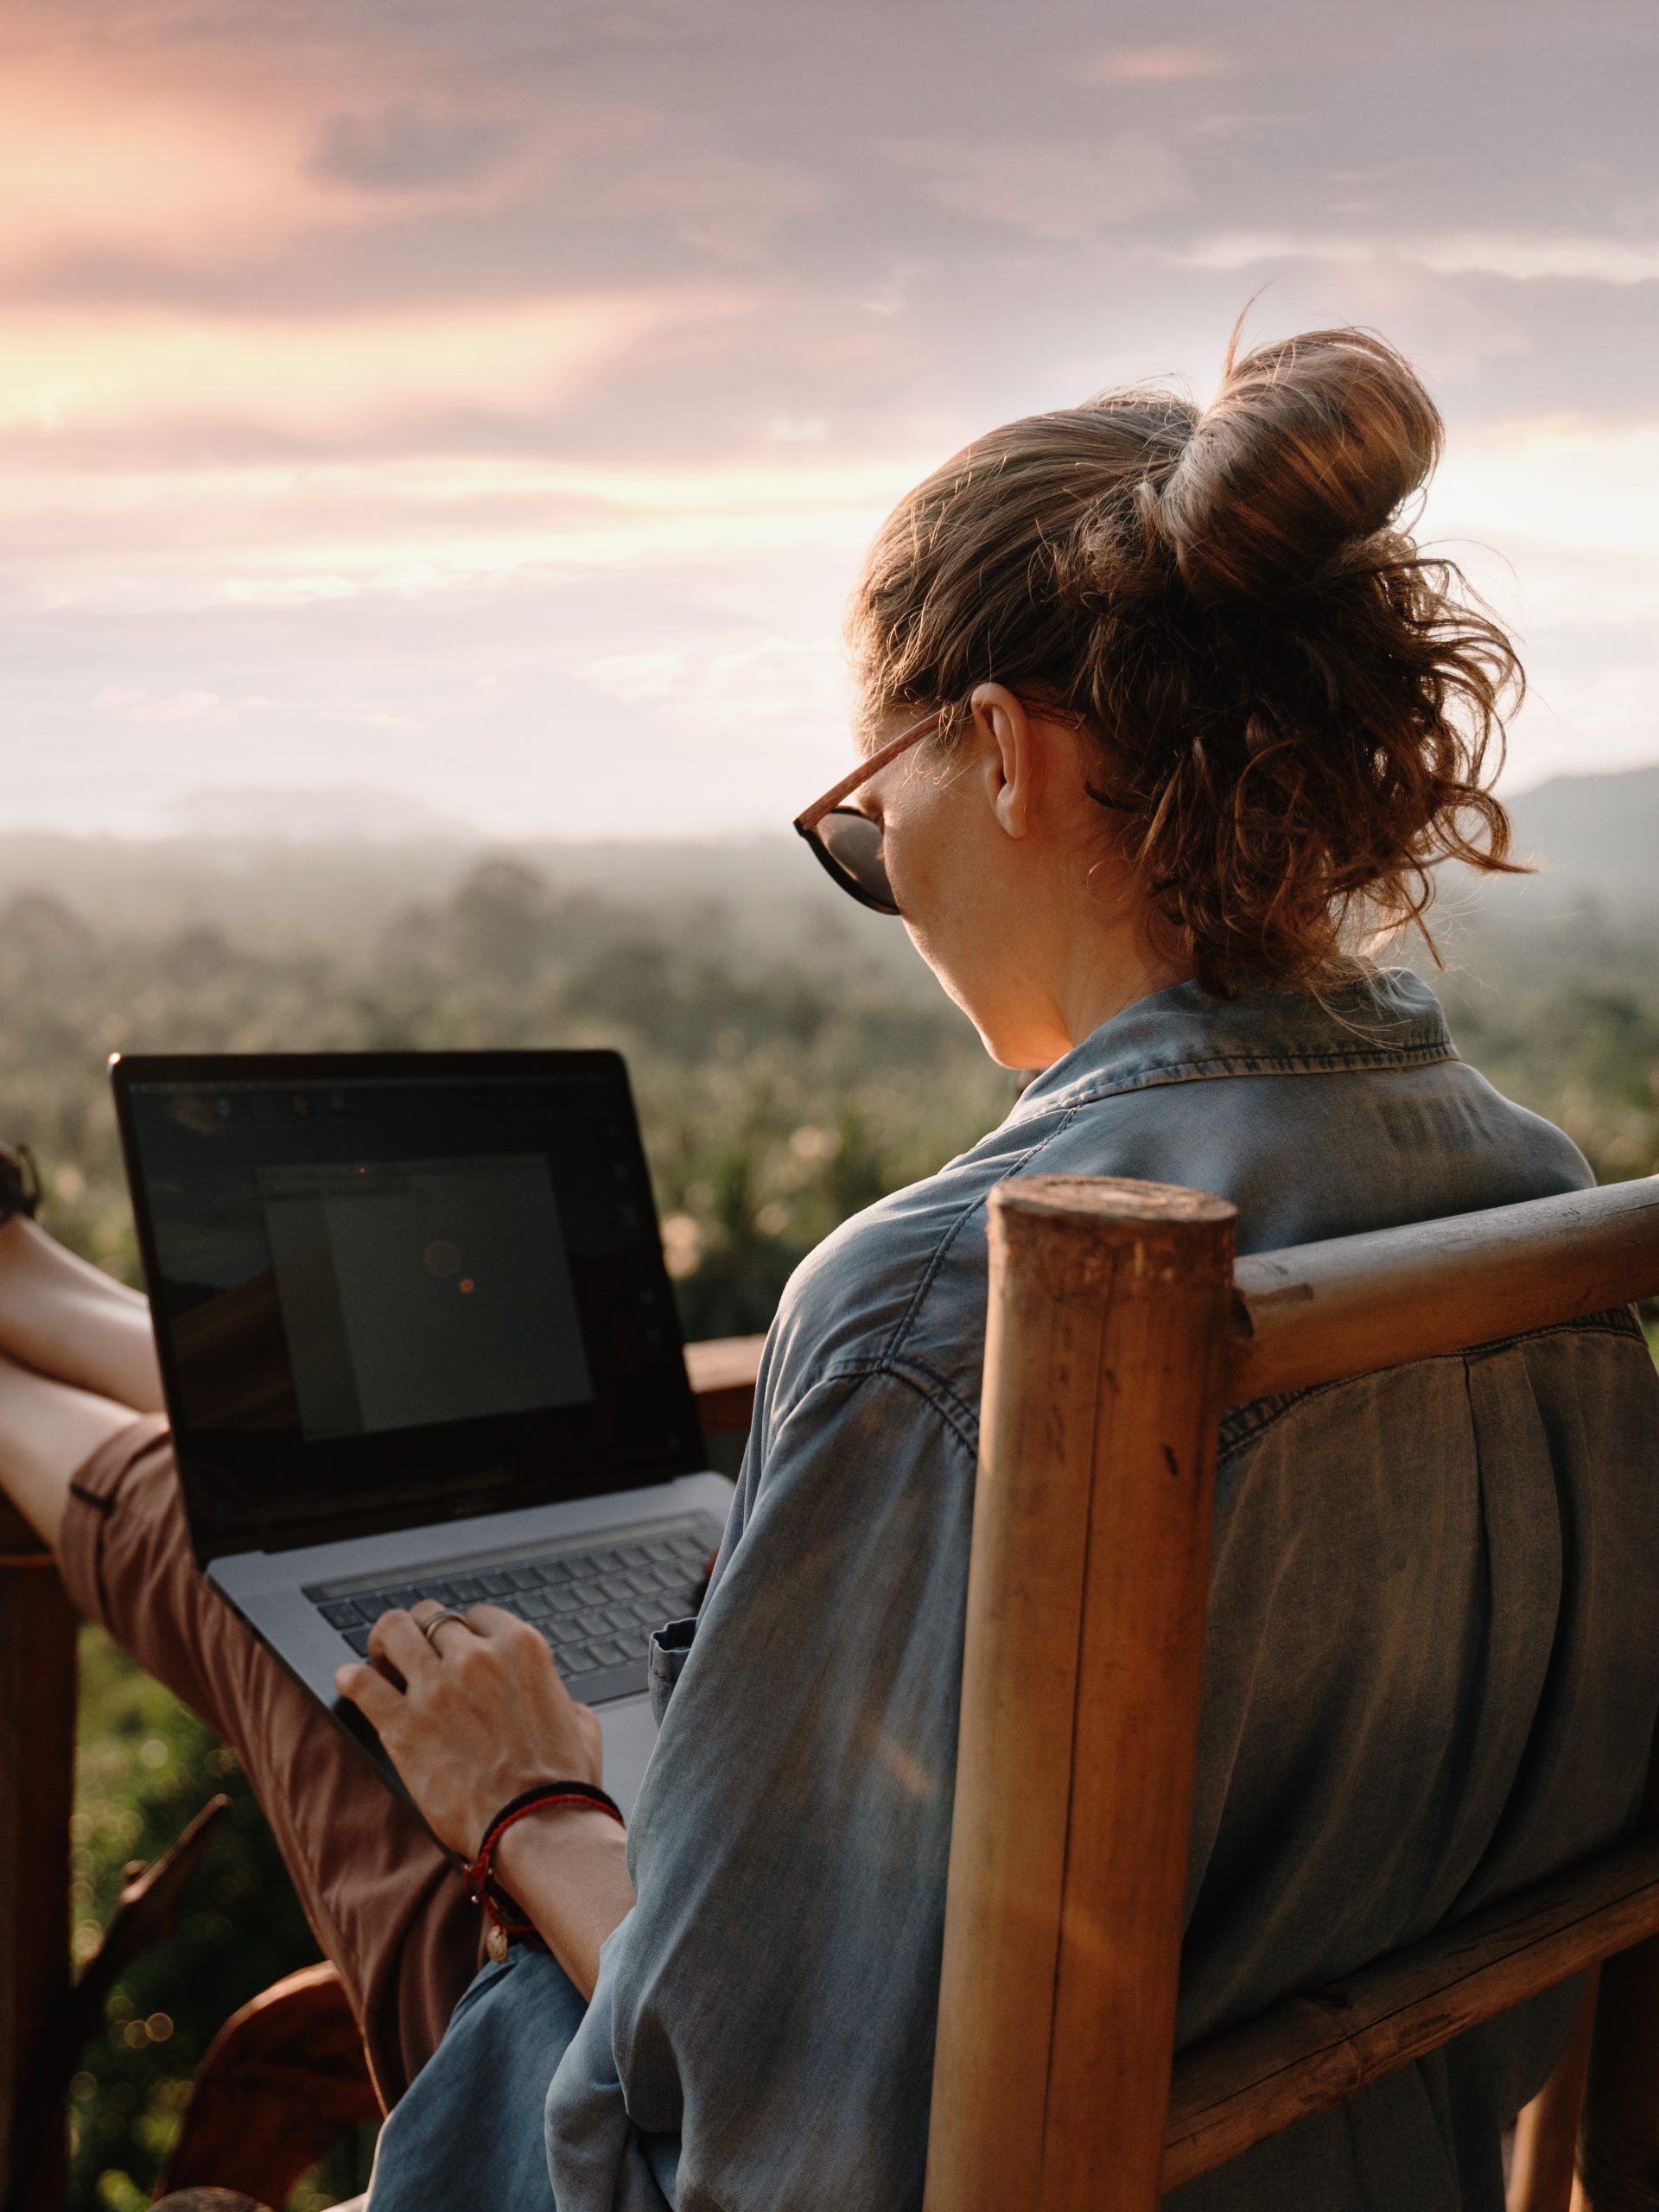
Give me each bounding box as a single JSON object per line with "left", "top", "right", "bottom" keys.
{"left": 1007, "top": 964, "right": 1458, "bottom": 1123}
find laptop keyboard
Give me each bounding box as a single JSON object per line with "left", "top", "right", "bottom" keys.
{"left": 303, "top": 1514, "right": 724, "bottom": 1709}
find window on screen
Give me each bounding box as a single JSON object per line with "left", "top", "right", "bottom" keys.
{"left": 257, "top": 1154, "right": 594, "bottom": 1440}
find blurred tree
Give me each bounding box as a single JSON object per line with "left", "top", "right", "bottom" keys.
{"left": 445, "top": 856, "right": 550, "bottom": 988}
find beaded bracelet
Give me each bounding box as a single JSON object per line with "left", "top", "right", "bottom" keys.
{"left": 466, "top": 1781, "right": 626, "bottom": 1961}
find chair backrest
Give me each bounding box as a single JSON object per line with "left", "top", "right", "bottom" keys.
{"left": 924, "top": 1173, "right": 1659, "bottom": 2212}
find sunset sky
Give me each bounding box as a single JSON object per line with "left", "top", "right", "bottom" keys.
{"left": 2, "top": 0, "right": 1656, "bottom": 838}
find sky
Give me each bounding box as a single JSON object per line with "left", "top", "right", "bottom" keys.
{"left": 1, "top": 0, "right": 1656, "bottom": 840}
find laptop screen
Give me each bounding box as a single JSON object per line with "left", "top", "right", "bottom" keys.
{"left": 112, "top": 1052, "right": 706, "bottom": 1558}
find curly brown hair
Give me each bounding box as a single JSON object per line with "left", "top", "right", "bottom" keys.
{"left": 847, "top": 324, "right": 1524, "bottom": 995}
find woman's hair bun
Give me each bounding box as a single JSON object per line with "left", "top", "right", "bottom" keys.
{"left": 850, "top": 319, "right": 1523, "bottom": 994}
{"left": 1152, "top": 326, "right": 1444, "bottom": 606}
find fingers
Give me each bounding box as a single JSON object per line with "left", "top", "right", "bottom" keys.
{"left": 403, "top": 1598, "right": 535, "bottom": 1656}
{"left": 335, "top": 1657, "right": 403, "bottom": 1728}
{"left": 465, "top": 1606, "right": 575, "bottom": 1693}
{"left": 407, "top": 1597, "right": 478, "bottom": 1656}
{"left": 367, "top": 1605, "right": 438, "bottom": 1681}
{"left": 460, "top": 1602, "right": 535, "bottom": 1643}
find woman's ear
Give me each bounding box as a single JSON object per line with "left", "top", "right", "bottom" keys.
{"left": 970, "top": 683, "right": 1035, "bottom": 839}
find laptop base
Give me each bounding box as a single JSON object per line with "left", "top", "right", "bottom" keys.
{"left": 213, "top": 1469, "right": 734, "bottom": 1820}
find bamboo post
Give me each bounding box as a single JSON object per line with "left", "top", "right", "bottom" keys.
{"left": 924, "top": 1175, "right": 1236, "bottom": 2212}
{"left": 1580, "top": 1732, "right": 1659, "bottom": 2212}
{"left": 0, "top": 1497, "right": 75, "bottom": 2212}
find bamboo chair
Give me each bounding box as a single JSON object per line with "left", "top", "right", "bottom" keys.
{"left": 923, "top": 1173, "right": 1659, "bottom": 2212}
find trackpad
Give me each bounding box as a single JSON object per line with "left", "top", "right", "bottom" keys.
{"left": 598, "top": 1694, "right": 659, "bottom": 1821}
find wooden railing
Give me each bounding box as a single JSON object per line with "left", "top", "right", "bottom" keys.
{"left": 0, "top": 1496, "right": 78, "bottom": 2212}
{"left": 0, "top": 1336, "right": 766, "bottom": 2212}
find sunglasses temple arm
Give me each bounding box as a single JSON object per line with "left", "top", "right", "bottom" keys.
{"left": 792, "top": 710, "right": 942, "bottom": 831}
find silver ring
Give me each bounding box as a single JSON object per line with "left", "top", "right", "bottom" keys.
{"left": 419, "top": 1608, "right": 473, "bottom": 1648}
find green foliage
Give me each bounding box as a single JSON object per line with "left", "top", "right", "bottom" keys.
{"left": 1429, "top": 916, "right": 1659, "bottom": 1185}
{"left": 70, "top": 1629, "right": 327, "bottom": 2211}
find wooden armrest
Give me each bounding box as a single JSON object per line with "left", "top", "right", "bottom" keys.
{"left": 151, "top": 2194, "right": 274, "bottom": 2211}
{"left": 0, "top": 1491, "right": 49, "bottom": 1563}
{"left": 157, "top": 1963, "right": 376, "bottom": 2206}
{"left": 684, "top": 1333, "right": 766, "bottom": 1436}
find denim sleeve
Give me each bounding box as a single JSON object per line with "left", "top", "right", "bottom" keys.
{"left": 543, "top": 1365, "right": 976, "bottom": 2212}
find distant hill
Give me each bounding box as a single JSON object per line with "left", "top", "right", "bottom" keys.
{"left": 1502, "top": 763, "right": 1659, "bottom": 918}
{"left": 170, "top": 785, "right": 473, "bottom": 845}
{"left": 1, "top": 761, "right": 1654, "bottom": 949}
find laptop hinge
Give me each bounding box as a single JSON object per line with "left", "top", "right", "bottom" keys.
{"left": 226, "top": 1467, "right": 518, "bottom": 1559}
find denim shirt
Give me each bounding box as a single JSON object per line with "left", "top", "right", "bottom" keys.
{"left": 367, "top": 968, "right": 1659, "bottom": 2212}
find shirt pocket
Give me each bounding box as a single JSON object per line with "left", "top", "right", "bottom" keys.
{"left": 648, "top": 1615, "right": 698, "bottom": 1725}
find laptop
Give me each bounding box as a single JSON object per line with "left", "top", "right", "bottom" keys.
{"left": 111, "top": 1048, "right": 735, "bottom": 1819}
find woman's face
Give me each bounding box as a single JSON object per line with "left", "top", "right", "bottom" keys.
{"left": 856, "top": 709, "right": 1038, "bottom": 1063}
{"left": 853, "top": 687, "right": 1180, "bottom": 1070}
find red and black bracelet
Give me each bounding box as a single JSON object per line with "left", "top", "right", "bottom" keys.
{"left": 466, "top": 1781, "right": 626, "bottom": 1960}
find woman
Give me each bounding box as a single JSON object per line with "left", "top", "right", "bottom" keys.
{"left": 3, "top": 325, "right": 1656, "bottom": 2212}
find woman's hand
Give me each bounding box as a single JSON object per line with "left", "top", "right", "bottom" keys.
{"left": 336, "top": 1599, "right": 604, "bottom": 1860}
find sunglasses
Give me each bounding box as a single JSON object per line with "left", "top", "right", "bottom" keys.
{"left": 791, "top": 710, "right": 942, "bottom": 917}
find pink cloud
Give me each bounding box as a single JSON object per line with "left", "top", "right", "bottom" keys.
{"left": 895, "top": 136, "right": 1191, "bottom": 240}
{"left": 1082, "top": 45, "right": 1232, "bottom": 85}
{"left": 0, "top": 293, "right": 726, "bottom": 444}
